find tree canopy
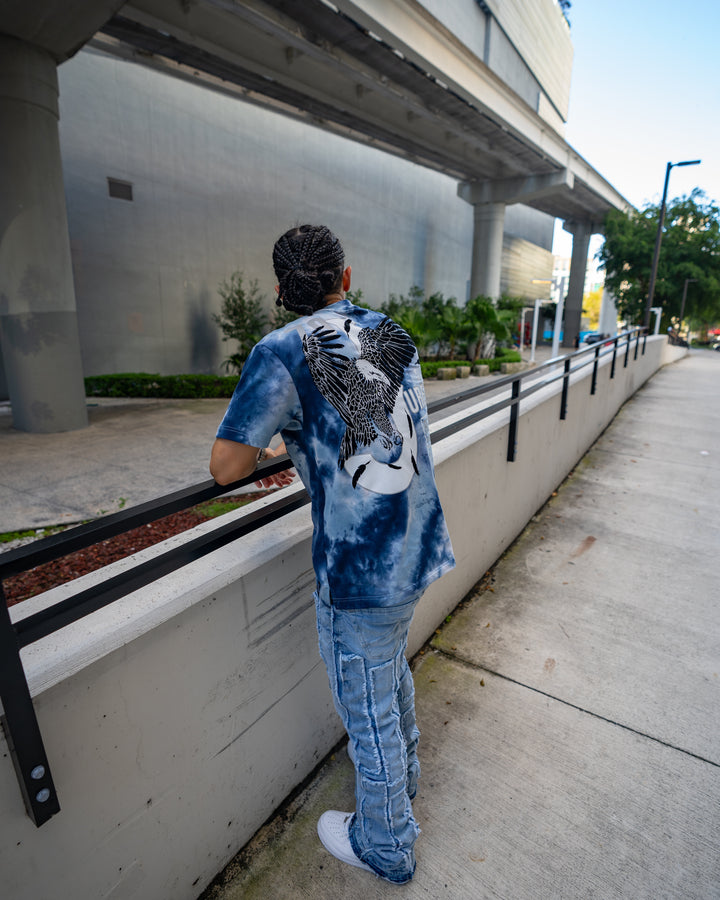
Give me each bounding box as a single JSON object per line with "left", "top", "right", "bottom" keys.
{"left": 599, "top": 189, "right": 720, "bottom": 331}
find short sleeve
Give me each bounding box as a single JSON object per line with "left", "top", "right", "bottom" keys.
{"left": 216, "top": 342, "right": 301, "bottom": 447}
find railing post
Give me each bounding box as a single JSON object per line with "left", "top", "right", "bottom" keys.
{"left": 610, "top": 337, "right": 618, "bottom": 379}
{"left": 591, "top": 344, "right": 600, "bottom": 395}
{"left": 507, "top": 377, "right": 520, "bottom": 462}
{"left": 624, "top": 332, "right": 631, "bottom": 368}
{"left": 0, "top": 586, "right": 60, "bottom": 827}
{"left": 560, "top": 357, "right": 571, "bottom": 420}
{"left": 642, "top": 329, "right": 647, "bottom": 354}
{"left": 634, "top": 329, "right": 640, "bottom": 360}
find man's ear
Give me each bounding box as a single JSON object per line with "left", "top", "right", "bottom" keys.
{"left": 342, "top": 266, "right": 352, "bottom": 292}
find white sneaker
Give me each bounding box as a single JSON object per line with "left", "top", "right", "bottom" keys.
{"left": 317, "top": 811, "right": 375, "bottom": 874}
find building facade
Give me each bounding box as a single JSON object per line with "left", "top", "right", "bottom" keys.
{"left": 1, "top": 0, "right": 627, "bottom": 429}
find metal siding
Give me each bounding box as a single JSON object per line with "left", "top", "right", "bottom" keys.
{"left": 483, "top": 0, "right": 573, "bottom": 120}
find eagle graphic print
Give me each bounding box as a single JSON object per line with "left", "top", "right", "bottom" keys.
{"left": 301, "top": 313, "right": 419, "bottom": 494}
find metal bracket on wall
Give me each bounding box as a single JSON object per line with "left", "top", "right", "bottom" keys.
{"left": 0, "top": 588, "right": 60, "bottom": 827}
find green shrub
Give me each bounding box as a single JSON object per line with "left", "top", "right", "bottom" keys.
{"left": 85, "top": 373, "right": 238, "bottom": 399}
{"left": 85, "top": 348, "right": 524, "bottom": 398}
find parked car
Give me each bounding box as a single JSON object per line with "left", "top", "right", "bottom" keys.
{"left": 580, "top": 332, "right": 612, "bottom": 347}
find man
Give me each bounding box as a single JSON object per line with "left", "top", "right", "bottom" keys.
{"left": 210, "top": 224, "right": 454, "bottom": 883}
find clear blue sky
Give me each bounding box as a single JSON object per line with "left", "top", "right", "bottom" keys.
{"left": 552, "top": 0, "right": 719, "bottom": 256}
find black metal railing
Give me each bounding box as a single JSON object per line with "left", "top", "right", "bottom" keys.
{"left": 0, "top": 327, "right": 647, "bottom": 825}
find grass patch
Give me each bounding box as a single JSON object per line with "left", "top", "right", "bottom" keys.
{"left": 192, "top": 497, "right": 257, "bottom": 518}
{"left": 1, "top": 526, "right": 66, "bottom": 544}
{"left": 0, "top": 495, "right": 262, "bottom": 550}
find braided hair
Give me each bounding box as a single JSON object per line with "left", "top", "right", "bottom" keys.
{"left": 272, "top": 225, "right": 345, "bottom": 316}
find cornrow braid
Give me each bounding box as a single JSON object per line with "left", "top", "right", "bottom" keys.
{"left": 272, "top": 224, "right": 345, "bottom": 316}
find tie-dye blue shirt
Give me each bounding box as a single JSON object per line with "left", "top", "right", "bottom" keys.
{"left": 216, "top": 299, "right": 455, "bottom": 609}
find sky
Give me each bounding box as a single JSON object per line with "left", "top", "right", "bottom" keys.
{"left": 551, "top": 0, "right": 720, "bottom": 258}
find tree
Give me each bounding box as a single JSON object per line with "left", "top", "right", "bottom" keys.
{"left": 271, "top": 303, "right": 298, "bottom": 330}
{"left": 582, "top": 287, "right": 603, "bottom": 330}
{"left": 212, "top": 273, "right": 268, "bottom": 374}
{"left": 599, "top": 190, "right": 720, "bottom": 331}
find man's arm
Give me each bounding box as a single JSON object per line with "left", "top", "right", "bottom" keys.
{"left": 210, "top": 439, "right": 294, "bottom": 488}
{"left": 209, "top": 438, "right": 260, "bottom": 486}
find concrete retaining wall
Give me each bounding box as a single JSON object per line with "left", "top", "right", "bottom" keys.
{"left": 0, "top": 337, "right": 685, "bottom": 899}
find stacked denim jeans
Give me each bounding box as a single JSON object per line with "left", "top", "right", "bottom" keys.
{"left": 314, "top": 582, "right": 423, "bottom": 884}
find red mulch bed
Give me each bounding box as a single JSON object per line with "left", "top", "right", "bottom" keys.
{"left": 3, "top": 494, "right": 269, "bottom": 607}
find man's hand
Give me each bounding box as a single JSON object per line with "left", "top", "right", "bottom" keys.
{"left": 254, "top": 443, "right": 295, "bottom": 489}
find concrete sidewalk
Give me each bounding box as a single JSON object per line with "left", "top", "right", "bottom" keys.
{"left": 200, "top": 350, "right": 720, "bottom": 900}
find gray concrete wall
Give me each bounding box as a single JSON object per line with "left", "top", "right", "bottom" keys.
{"left": 0, "top": 337, "right": 685, "bottom": 900}
{"left": 56, "top": 48, "right": 554, "bottom": 379}
{"left": 58, "top": 48, "right": 474, "bottom": 377}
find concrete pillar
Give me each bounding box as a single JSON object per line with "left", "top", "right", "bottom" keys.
{"left": 0, "top": 35, "right": 88, "bottom": 432}
{"left": 460, "top": 171, "right": 574, "bottom": 303}
{"left": 470, "top": 202, "right": 505, "bottom": 300}
{"left": 599, "top": 287, "right": 619, "bottom": 335}
{"left": 562, "top": 221, "right": 592, "bottom": 348}
{"left": 0, "top": 347, "right": 8, "bottom": 401}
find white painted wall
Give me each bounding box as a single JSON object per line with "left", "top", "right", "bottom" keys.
{"left": 0, "top": 338, "right": 686, "bottom": 899}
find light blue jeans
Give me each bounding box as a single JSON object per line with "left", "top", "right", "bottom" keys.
{"left": 314, "top": 583, "right": 422, "bottom": 884}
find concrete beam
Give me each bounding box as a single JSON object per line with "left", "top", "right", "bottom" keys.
{"left": 0, "top": 0, "right": 126, "bottom": 61}
{"left": 563, "top": 218, "right": 605, "bottom": 237}
{"left": 458, "top": 169, "right": 574, "bottom": 207}
{"left": 110, "top": 0, "right": 630, "bottom": 220}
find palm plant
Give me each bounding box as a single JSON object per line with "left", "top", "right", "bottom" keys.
{"left": 393, "top": 305, "right": 439, "bottom": 358}
{"left": 465, "top": 295, "right": 510, "bottom": 361}
{"left": 440, "top": 299, "right": 474, "bottom": 360}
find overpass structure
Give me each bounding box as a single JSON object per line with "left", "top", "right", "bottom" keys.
{"left": 1, "top": 0, "right": 631, "bottom": 432}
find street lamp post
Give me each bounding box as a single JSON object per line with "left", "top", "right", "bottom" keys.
{"left": 529, "top": 279, "right": 552, "bottom": 363}
{"left": 643, "top": 159, "right": 701, "bottom": 329}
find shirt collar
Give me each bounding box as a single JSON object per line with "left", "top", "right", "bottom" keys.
{"left": 317, "top": 298, "right": 353, "bottom": 315}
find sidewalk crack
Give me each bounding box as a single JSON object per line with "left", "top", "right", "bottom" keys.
{"left": 433, "top": 647, "right": 720, "bottom": 769}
